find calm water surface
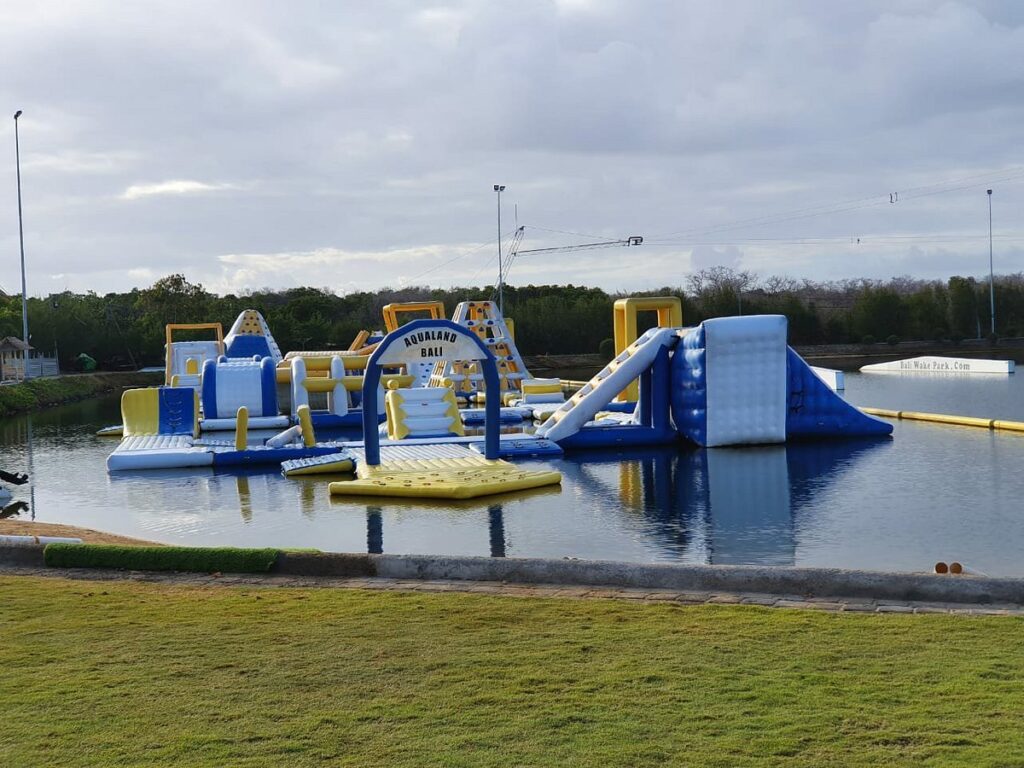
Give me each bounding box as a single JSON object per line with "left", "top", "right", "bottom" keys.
{"left": 2, "top": 370, "right": 1023, "bottom": 575}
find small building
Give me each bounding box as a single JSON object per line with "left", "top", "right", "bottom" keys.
{"left": 0, "top": 336, "right": 32, "bottom": 381}
{"left": 0, "top": 337, "right": 58, "bottom": 381}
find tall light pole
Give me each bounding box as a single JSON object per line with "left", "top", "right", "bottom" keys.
{"left": 494, "top": 184, "right": 505, "bottom": 314}
{"left": 14, "top": 110, "right": 29, "bottom": 347}
{"left": 987, "top": 188, "right": 995, "bottom": 336}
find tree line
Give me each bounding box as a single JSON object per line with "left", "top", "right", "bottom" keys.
{"left": 1, "top": 269, "right": 1022, "bottom": 370}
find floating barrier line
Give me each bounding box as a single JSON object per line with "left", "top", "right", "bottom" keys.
{"left": 862, "top": 407, "right": 1024, "bottom": 433}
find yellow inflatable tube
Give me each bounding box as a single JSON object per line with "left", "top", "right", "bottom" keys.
{"left": 862, "top": 407, "right": 1024, "bottom": 433}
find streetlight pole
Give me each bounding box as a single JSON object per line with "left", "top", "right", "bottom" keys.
{"left": 987, "top": 189, "right": 995, "bottom": 336}
{"left": 14, "top": 110, "right": 29, "bottom": 348}
{"left": 493, "top": 184, "right": 505, "bottom": 315}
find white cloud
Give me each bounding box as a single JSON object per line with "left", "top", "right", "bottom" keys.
{"left": 121, "top": 180, "right": 238, "bottom": 200}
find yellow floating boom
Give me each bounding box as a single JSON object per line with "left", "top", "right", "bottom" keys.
{"left": 861, "top": 407, "right": 1024, "bottom": 433}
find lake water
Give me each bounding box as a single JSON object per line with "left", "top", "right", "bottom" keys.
{"left": 3, "top": 371, "right": 1023, "bottom": 575}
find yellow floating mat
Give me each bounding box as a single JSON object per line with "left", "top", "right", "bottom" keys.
{"left": 329, "top": 459, "right": 561, "bottom": 500}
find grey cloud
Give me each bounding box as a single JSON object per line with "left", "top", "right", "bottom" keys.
{"left": 1, "top": 0, "right": 1022, "bottom": 296}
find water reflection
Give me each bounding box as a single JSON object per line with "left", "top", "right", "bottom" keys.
{"left": 487, "top": 504, "right": 507, "bottom": 558}
{"left": 0, "top": 412, "right": 36, "bottom": 518}
{"left": 101, "top": 438, "right": 888, "bottom": 564}
{"left": 367, "top": 506, "right": 383, "bottom": 554}
{"left": 561, "top": 438, "right": 890, "bottom": 566}
{"left": 1, "top": 500, "right": 29, "bottom": 519}
{"left": 326, "top": 486, "right": 559, "bottom": 558}
{"left": 357, "top": 501, "right": 509, "bottom": 557}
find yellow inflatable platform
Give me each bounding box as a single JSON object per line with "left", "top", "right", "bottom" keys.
{"left": 328, "top": 453, "right": 561, "bottom": 500}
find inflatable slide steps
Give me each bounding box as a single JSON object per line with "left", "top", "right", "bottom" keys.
{"left": 536, "top": 327, "right": 681, "bottom": 443}
{"left": 329, "top": 442, "right": 561, "bottom": 499}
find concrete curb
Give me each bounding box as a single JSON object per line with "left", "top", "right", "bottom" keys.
{"left": 0, "top": 542, "right": 49, "bottom": 568}
{"left": 5, "top": 544, "right": 1024, "bottom": 605}
{"left": 279, "top": 552, "right": 1024, "bottom": 604}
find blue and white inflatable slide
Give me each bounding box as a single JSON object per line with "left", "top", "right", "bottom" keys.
{"left": 536, "top": 314, "right": 890, "bottom": 448}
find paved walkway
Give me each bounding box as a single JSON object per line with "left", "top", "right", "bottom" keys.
{"left": 3, "top": 565, "right": 1023, "bottom": 615}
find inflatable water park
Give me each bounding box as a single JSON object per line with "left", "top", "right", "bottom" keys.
{"left": 102, "top": 297, "right": 891, "bottom": 499}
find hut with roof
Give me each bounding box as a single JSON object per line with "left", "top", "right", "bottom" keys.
{"left": 0, "top": 336, "right": 32, "bottom": 381}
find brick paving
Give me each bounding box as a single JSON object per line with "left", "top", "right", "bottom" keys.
{"left": 2, "top": 564, "right": 1023, "bottom": 615}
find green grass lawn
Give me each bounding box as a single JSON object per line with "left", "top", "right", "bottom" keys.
{"left": 1, "top": 577, "right": 1023, "bottom": 767}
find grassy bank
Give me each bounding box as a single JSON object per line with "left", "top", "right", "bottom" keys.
{"left": 1, "top": 576, "right": 1022, "bottom": 766}
{"left": 0, "top": 371, "right": 160, "bottom": 418}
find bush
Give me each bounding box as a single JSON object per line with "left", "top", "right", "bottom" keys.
{"left": 886, "top": 334, "right": 900, "bottom": 346}
{"left": 860, "top": 335, "right": 876, "bottom": 345}
{"left": 933, "top": 328, "right": 947, "bottom": 343}
{"left": 0, "top": 372, "right": 161, "bottom": 418}
{"left": 44, "top": 544, "right": 281, "bottom": 573}
{"left": 987, "top": 331, "right": 999, "bottom": 346}
{"left": 598, "top": 338, "right": 615, "bottom": 359}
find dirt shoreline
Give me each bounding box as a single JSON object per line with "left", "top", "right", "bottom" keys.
{"left": 0, "top": 520, "right": 161, "bottom": 546}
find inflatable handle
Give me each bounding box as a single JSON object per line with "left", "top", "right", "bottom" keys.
{"left": 297, "top": 404, "right": 316, "bottom": 447}
{"left": 235, "top": 406, "right": 249, "bottom": 451}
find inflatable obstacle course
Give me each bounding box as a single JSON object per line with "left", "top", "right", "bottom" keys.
{"left": 106, "top": 303, "right": 891, "bottom": 482}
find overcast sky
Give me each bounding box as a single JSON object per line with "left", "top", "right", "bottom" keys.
{"left": 2, "top": 0, "right": 1022, "bottom": 298}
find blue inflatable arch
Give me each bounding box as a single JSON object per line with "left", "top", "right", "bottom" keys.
{"left": 361, "top": 318, "right": 501, "bottom": 465}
